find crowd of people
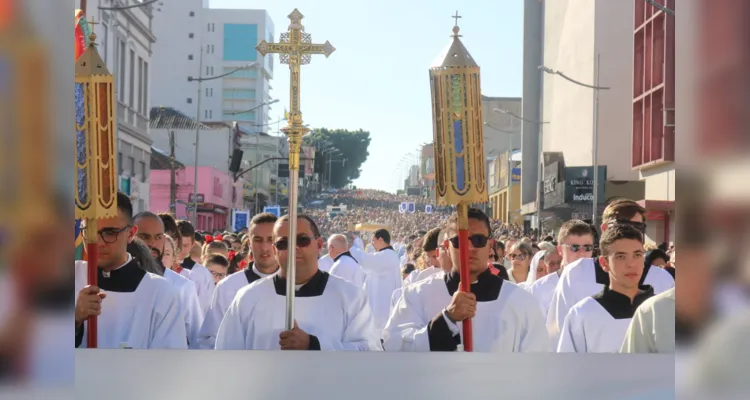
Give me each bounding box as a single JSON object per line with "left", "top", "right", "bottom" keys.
{"left": 75, "top": 189, "right": 677, "bottom": 355}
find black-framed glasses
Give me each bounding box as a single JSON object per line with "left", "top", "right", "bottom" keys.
{"left": 608, "top": 220, "right": 647, "bottom": 233}
{"left": 563, "top": 244, "right": 595, "bottom": 253}
{"left": 96, "top": 225, "right": 132, "bottom": 244}
{"left": 508, "top": 253, "right": 528, "bottom": 261}
{"left": 449, "top": 234, "right": 489, "bottom": 249}
{"left": 274, "top": 235, "right": 313, "bottom": 251}
{"left": 210, "top": 270, "right": 228, "bottom": 280}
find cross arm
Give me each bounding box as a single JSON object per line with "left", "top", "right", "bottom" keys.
{"left": 256, "top": 41, "right": 293, "bottom": 57}
{"left": 301, "top": 41, "right": 336, "bottom": 57}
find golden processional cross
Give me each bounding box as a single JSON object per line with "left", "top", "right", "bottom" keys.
{"left": 256, "top": 8, "right": 335, "bottom": 330}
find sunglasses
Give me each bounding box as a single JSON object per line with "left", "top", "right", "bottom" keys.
{"left": 563, "top": 244, "right": 595, "bottom": 253}
{"left": 508, "top": 253, "right": 528, "bottom": 261}
{"left": 274, "top": 235, "right": 314, "bottom": 251}
{"left": 449, "top": 234, "right": 489, "bottom": 249}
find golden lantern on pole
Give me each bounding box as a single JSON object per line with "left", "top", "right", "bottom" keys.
{"left": 428, "top": 12, "right": 488, "bottom": 352}
{"left": 74, "top": 25, "right": 117, "bottom": 348}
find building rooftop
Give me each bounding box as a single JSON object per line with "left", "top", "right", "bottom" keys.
{"left": 150, "top": 146, "right": 185, "bottom": 170}
{"left": 149, "top": 107, "right": 212, "bottom": 130}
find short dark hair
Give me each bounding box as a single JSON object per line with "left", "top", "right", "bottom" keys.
{"left": 402, "top": 263, "right": 416, "bottom": 275}
{"left": 205, "top": 254, "right": 229, "bottom": 268}
{"left": 157, "top": 213, "right": 182, "bottom": 243}
{"left": 177, "top": 220, "right": 196, "bottom": 243}
{"left": 602, "top": 198, "right": 647, "bottom": 224}
{"left": 496, "top": 241, "right": 505, "bottom": 252}
{"left": 599, "top": 224, "right": 644, "bottom": 257}
{"left": 645, "top": 249, "right": 670, "bottom": 266}
{"left": 374, "top": 228, "right": 391, "bottom": 244}
{"left": 251, "top": 212, "right": 278, "bottom": 227}
{"left": 447, "top": 207, "right": 491, "bottom": 236}
{"left": 277, "top": 214, "right": 321, "bottom": 238}
{"left": 422, "top": 228, "right": 441, "bottom": 252}
{"left": 133, "top": 211, "right": 161, "bottom": 224}
{"left": 117, "top": 192, "right": 133, "bottom": 223}
{"left": 557, "top": 220, "right": 594, "bottom": 244}
{"left": 194, "top": 232, "right": 205, "bottom": 244}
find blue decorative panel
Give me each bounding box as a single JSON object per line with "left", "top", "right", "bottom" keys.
{"left": 223, "top": 24, "right": 258, "bottom": 61}
{"left": 453, "top": 120, "right": 466, "bottom": 191}
{"left": 75, "top": 82, "right": 89, "bottom": 206}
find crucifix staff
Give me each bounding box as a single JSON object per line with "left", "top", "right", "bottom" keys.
{"left": 256, "top": 8, "right": 335, "bottom": 331}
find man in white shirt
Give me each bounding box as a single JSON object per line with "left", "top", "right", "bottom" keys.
{"left": 327, "top": 234, "right": 366, "bottom": 288}
{"left": 350, "top": 228, "right": 402, "bottom": 332}
{"left": 134, "top": 212, "right": 203, "bottom": 348}
{"left": 177, "top": 220, "right": 215, "bottom": 315}
{"left": 75, "top": 192, "right": 186, "bottom": 349}
{"left": 197, "top": 212, "right": 280, "bottom": 349}
{"left": 547, "top": 199, "right": 675, "bottom": 344}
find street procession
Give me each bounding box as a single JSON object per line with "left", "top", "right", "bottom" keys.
{"left": 64, "top": 0, "right": 743, "bottom": 398}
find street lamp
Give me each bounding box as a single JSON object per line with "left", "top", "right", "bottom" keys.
{"left": 540, "top": 60, "right": 610, "bottom": 225}
{"left": 187, "top": 56, "right": 260, "bottom": 226}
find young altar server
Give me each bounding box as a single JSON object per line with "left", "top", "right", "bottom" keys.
{"left": 197, "top": 213, "right": 280, "bottom": 350}
{"left": 178, "top": 220, "right": 215, "bottom": 315}
{"left": 527, "top": 220, "right": 592, "bottom": 319}
{"left": 74, "top": 192, "right": 187, "bottom": 349}
{"left": 382, "top": 208, "right": 549, "bottom": 352}
{"left": 557, "top": 224, "right": 655, "bottom": 353}
{"left": 327, "top": 234, "right": 367, "bottom": 288}
{"left": 547, "top": 199, "right": 675, "bottom": 344}
{"left": 215, "top": 214, "right": 382, "bottom": 351}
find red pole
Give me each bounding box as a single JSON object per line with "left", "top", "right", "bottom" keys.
{"left": 456, "top": 203, "right": 473, "bottom": 352}
{"left": 86, "top": 239, "right": 98, "bottom": 348}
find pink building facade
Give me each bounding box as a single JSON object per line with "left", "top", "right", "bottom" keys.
{"left": 150, "top": 167, "right": 244, "bottom": 232}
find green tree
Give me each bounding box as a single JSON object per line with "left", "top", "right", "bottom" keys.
{"left": 304, "top": 128, "right": 371, "bottom": 188}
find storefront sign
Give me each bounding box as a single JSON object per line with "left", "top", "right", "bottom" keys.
{"left": 543, "top": 162, "right": 565, "bottom": 209}
{"left": 511, "top": 168, "right": 521, "bottom": 183}
{"left": 564, "top": 166, "right": 607, "bottom": 204}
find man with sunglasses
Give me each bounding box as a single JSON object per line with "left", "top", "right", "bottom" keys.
{"left": 198, "top": 213, "right": 280, "bottom": 350}
{"left": 349, "top": 228, "right": 403, "bottom": 333}
{"left": 546, "top": 199, "right": 676, "bottom": 345}
{"left": 75, "top": 192, "right": 187, "bottom": 349}
{"left": 382, "top": 208, "right": 549, "bottom": 352}
{"left": 216, "top": 214, "right": 381, "bottom": 351}
{"left": 528, "top": 220, "right": 593, "bottom": 321}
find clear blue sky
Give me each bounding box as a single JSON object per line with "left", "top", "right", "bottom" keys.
{"left": 210, "top": 0, "right": 523, "bottom": 192}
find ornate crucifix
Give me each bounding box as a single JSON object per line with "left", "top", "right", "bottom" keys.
{"left": 255, "top": 8, "right": 334, "bottom": 330}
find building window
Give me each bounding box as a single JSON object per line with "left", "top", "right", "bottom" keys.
{"left": 128, "top": 156, "right": 135, "bottom": 177}
{"left": 206, "top": 66, "right": 209, "bottom": 75}
{"left": 212, "top": 23, "right": 215, "bottom": 32}
{"left": 187, "top": 98, "right": 193, "bottom": 104}
{"left": 205, "top": 110, "right": 209, "bottom": 119}
{"left": 209, "top": 110, "right": 213, "bottom": 119}
{"left": 142, "top": 61, "right": 149, "bottom": 115}
{"left": 140, "top": 161, "right": 147, "bottom": 182}
{"left": 189, "top": 33, "right": 194, "bottom": 39}
{"left": 118, "top": 41, "right": 126, "bottom": 102}
{"left": 137, "top": 57, "right": 143, "bottom": 113}
{"left": 128, "top": 49, "right": 135, "bottom": 108}
{"left": 188, "top": 54, "right": 193, "bottom": 60}
{"left": 207, "top": 23, "right": 211, "bottom": 31}
{"left": 118, "top": 152, "right": 123, "bottom": 175}
{"left": 205, "top": 88, "right": 209, "bottom": 97}
{"left": 210, "top": 66, "right": 214, "bottom": 75}
{"left": 189, "top": 11, "right": 195, "bottom": 17}
{"left": 210, "top": 44, "right": 215, "bottom": 53}
{"left": 209, "top": 88, "right": 213, "bottom": 96}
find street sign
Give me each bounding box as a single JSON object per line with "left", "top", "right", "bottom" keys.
{"left": 232, "top": 209, "right": 250, "bottom": 232}
{"left": 264, "top": 205, "right": 281, "bottom": 217}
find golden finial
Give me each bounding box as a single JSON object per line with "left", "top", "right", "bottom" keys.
{"left": 87, "top": 17, "right": 99, "bottom": 46}
{"left": 451, "top": 11, "right": 462, "bottom": 38}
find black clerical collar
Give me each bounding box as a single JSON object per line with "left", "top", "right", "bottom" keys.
{"left": 593, "top": 285, "right": 655, "bottom": 319}
{"left": 244, "top": 262, "right": 262, "bottom": 284}
{"left": 98, "top": 256, "right": 146, "bottom": 293}
{"left": 334, "top": 251, "right": 357, "bottom": 263}
{"left": 378, "top": 246, "right": 395, "bottom": 252}
{"left": 273, "top": 270, "right": 329, "bottom": 297}
{"left": 182, "top": 257, "right": 196, "bottom": 270}
{"left": 444, "top": 268, "right": 502, "bottom": 302}
{"left": 593, "top": 258, "right": 652, "bottom": 287}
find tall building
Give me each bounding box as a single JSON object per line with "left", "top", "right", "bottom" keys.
{"left": 539, "top": 0, "right": 645, "bottom": 231}
{"left": 85, "top": 0, "right": 156, "bottom": 214}
{"left": 632, "top": 0, "right": 676, "bottom": 244}
{"left": 483, "top": 96, "right": 522, "bottom": 224}
{"left": 150, "top": 1, "right": 275, "bottom": 132}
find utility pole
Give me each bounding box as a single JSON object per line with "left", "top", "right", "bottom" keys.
{"left": 192, "top": 46, "right": 204, "bottom": 227}
{"left": 169, "top": 130, "right": 177, "bottom": 215}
